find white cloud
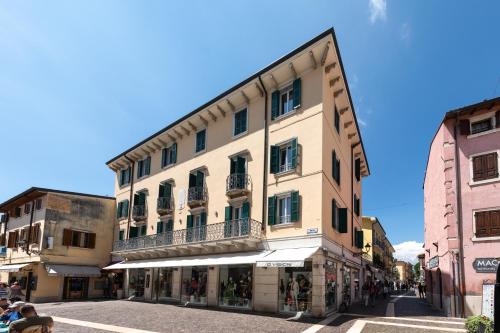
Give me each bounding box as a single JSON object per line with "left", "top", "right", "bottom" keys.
{"left": 369, "top": 0, "right": 387, "bottom": 24}
{"left": 400, "top": 23, "right": 411, "bottom": 43}
{"left": 358, "top": 118, "right": 368, "bottom": 127}
{"left": 394, "top": 241, "right": 423, "bottom": 264}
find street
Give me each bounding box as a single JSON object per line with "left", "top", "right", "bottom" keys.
{"left": 33, "top": 291, "right": 465, "bottom": 333}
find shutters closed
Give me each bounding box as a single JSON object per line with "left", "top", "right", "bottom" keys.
{"left": 332, "top": 151, "right": 341, "bottom": 185}
{"left": 473, "top": 152, "right": 498, "bottom": 182}
{"left": 292, "top": 78, "right": 301, "bottom": 109}
{"left": 334, "top": 105, "right": 340, "bottom": 133}
{"left": 116, "top": 202, "right": 123, "bottom": 218}
{"left": 224, "top": 206, "right": 232, "bottom": 222}
{"left": 62, "top": 228, "right": 72, "bottom": 246}
{"left": 157, "top": 221, "right": 164, "bottom": 234}
{"left": 129, "top": 226, "right": 139, "bottom": 238}
{"left": 268, "top": 196, "right": 276, "bottom": 225}
{"left": 196, "top": 171, "right": 204, "bottom": 188}
{"left": 290, "top": 191, "right": 300, "bottom": 222}
{"left": 7, "top": 231, "right": 17, "bottom": 248}
{"left": 123, "top": 200, "right": 129, "bottom": 218}
{"left": 355, "top": 158, "right": 361, "bottom": 181}
{"left": 166, "top": 219, "right": 174, "bottom": 232}
{"left": 338, "top": 208, "right": 348, "bottom": 233}
{"left": 355, "top": 230, "right": 364, "bottom": 249}
{"left": 119, "top": 230, "right": 124, "bottom": 241}
{"left": 475, "top": 210, "right": 500, "bottom": 238}
{"left": 271, "top": 90, "right": 280, "bottom": 120}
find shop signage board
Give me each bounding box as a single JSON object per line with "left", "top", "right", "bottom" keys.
{"left": 257, "top": 261, "right": 304, "bottom": 268}
{"left": 307, "top": 228, "right": 318, "bottom": 235}
{"left": 472, "top": 258, "right": 499, "bottom": 273}
{"left": 428, "top": 256, "right": 439, "bottom": 269}
{"left": 481, "top": 284, "right": 494, "bottom": 320}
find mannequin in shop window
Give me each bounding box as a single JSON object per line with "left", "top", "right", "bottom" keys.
{"left": 292, "top": 277, "right": 299, "bottom": 311}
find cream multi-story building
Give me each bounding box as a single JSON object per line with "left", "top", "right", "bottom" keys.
{"left": 395, "top": 261, "right": 414, "bottom": 283}
{"left": 104, "top": 28, "right": 369, "bottom": 317}
{"left": 361, "top": 216, "right": 395, "bottom": 282}
{"left": 0, "top": 187, "right": 115, "bottom": 302}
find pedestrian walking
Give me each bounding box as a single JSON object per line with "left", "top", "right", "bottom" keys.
{"left": 369, "top": 281, "right": 376, "bottom": 307}
{"left": 383, "top": 281, "right": 388, "bottom": 299}
{"left": 8, "top": 283, "right": 23, "bottom": 303}
{"left": 362, "top": 281, "right": 370, "bottom": 307}
{"left": 417, "top": 283, "right": 423, "bottom": 298}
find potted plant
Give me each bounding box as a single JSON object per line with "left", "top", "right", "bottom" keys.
{"left": 223, "top": 287, "right": 233, "bottom": 306}
{"left": 465, "top": 315, "right": 493, "bottom": 333}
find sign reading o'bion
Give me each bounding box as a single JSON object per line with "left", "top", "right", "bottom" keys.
{"left": 428, "top": 256, "right": 439, "bottom": 269}
{"left": 473, "top": 258, "right": 499, "bottom": 273}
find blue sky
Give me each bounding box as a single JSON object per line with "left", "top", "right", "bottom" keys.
{"left": 1, "top": 1, "right": 499, "bottom": 259}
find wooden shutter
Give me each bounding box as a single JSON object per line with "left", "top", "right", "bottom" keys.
{"left": 237, "top": 156, "right": 246, "bottom": 174}
{"left": 338, "top": 208, "right": 348, "bottom": 233}
{"left": 476, "top": 210, "right": 500, "bottom": 237}
{"left": 123, "top": 200, "right": 129, "bottom": 218}
{"left": 292, "top": 78, "right": 301, "bottom": 109}
{"left": 332, "top": 151, "right": 336, "bottom": 180}
{"left": 116, "top": 202, "right": 123, "bottom": 219}
{"left": 20, "top": 228, "right": 26, "bottom": 242}
{"left": 186, "top": 215, "right": 193, "bottom": 229}
{"left": 119, "top": 230, "right": 124, "bottom": 241}
{"left": 196, "top": 171, "right": 204, "bottom": 188}
{"left": 473, "top": 155, "right": 486, "bottom": 181}
{"left": 336, "top": 158, "right": 341, "bottom": 185}
{"left": 7, "top": 232, "right": 16, "bottom": 248}
{"left": 334, "top": 106, "right": 340, "bottom": 133}
{"left": 271, "top": 90, "right": 280, "bottom": 120}
{"left": 230, "top": 159, "right": 236, "bottom": 174}
{"left": 242, "top": 202, "right": 249, "bottom": 219}
{"left": 459, "top": 119, "right": 470, "bottom": 136}
{"left": 161, "top": 148, "right": 167, "bottom": 168}
{"left": 267, "top": 196, "right": 276, "bottom": 225}
{"left": 490, "top": 210, "right": 500, "bottom": 237}
{"left": 291, "top": 191, "right": 300, "bottom": 222}
{"left": 356, "top": 230, "right": 364, "bottom": 249}
{"left": 137, "top": 160, "right": 143, "bottom": 178}
{"left": 158, "top": 184, "right": 165, "bottom": 199}
{"left": 62, "top": 228, "right": 72, "bottom": 246}
{"left": 270, "top": 145, "right": 279, "bottom": 173}
{"left": 15, "top": 207, "right": 21, "bottom": 218}
{"left": 355, "top": 158, "right": 361, "bottom": 181}
{"left": 129, "top": 226, "right": 138, "bottom": 238}
{"left": 0, "top": 234, "right": 5, "bottom": 246}
{"left": 157, "top": 221, "right": 163, "bottom": 234}
{"left": 485, "top": 152, "right": 498, "bottom": 179}
{"left": 331, "top": 199, "right": 337, "bottom": 230}
{"left": 224, "top": 206, "right": 232, "bottom": 222}
{"left": 145, "top": 156, "right": 151, "bottom": 175}
{"left": 186, "top": 215, "right": 193, "bottom": 242}
{"left": 473, "top": 153, "right": 499, "bottom": 181}
{"left": 30, "top": 224, "right": 40, "bottom": 244}
{"left": 166, "top": 219, "right": 173, "bottom": 232}
{"left": 290, "top": 138, "right": 298, "bottom": 169}
{"left": 87, "top": 233, "right": 96, "bottom": 249}
{"left": 138, "top": 192, "right": 146, "bottom": 205}
{"left": 140, "top": 225, "right": 147, "bottom": 236}
{"left": 171, "top": 143, "right": 177, "bottom": 164}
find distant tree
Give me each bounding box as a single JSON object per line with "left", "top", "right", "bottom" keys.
{"left": 414, "top": 262, "right": 421, "bottom": 280}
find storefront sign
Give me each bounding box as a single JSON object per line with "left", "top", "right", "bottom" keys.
{"left": 428, "top": 256, "right": 439, "bottom": 269}
{"left": 257, "top": 261, "right": 304, "bottom": 268}
{"left": 481, "top": 284, "right": 494, "bottom": 320}
{"left": 307, "top": 228, "right": 318, "bottom": 235}
{"left": 473, "top": 258, "right": 499, "bottom": 273}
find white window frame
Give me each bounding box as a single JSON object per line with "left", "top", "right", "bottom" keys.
{"left": 162, "top": 145, "right": 176, "bottom": 169}
{"left": 195, "top": 128, "right": 207, "bottom": 155}
{"left": 471, "top": 206, "right": 500, "bottom": 242}
{"left": 279, "top": 85, "right": 294, "bottom": 118}
{"left": 467, "top": 111, "right": 499, "bottom": 139}
{"left": 276, "top": 192, "right": 292, "bottom": 225}
{"left": 232, "top": 106, "right": 249, "bottom": 139}
{"left": 119, "top": 167, "right": 131, "bottom": 188}
{"left": 137, "top": 156, "right": 150, "bottom": 180}
{"left": 468, "top": 149, "right": 500, "bottom": 186}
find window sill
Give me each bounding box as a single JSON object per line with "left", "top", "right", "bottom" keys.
{"left": 467, "top": 128, "right": 500, "bottom": 139}
{"left": 274, "top": 168, "right": 296, "bottom": 177}
{"left": 271, "top": 222, "right": 298, "bottom": 229}
{"left": 161, "top": 163, "right": 175, "bottom": 170}
{"left": 194, "top": 149, "right": 206, "bottom": 156}
{"left": 272, "top": 108, "right": 299, "bottom": 122}
{"left": 119, "top": 184, "right": 130, "bottom": 189}
{"left": 471, "top": 236, "right": 500, "bottom": 242}
{"left": 469, "top": 178, "right": 500, "bottom": 187}
{"left": 136, "top": 175, "right": 150, "bottom": 181}
{"left": 232, "top": 130, "right": 248, "bottom": 140}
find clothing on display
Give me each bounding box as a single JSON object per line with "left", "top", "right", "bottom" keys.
{"left": 181, "top": 267, "right": 208, "bottom": 304}
{"left": 219, "top": 265, "right": 252, "bottom": 308}
{"left": 279, "top": 262, "right": 312, "bottom": 313}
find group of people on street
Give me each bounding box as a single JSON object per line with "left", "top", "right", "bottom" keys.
{"left": 0, "top": 282, "right": 54, "bottom": 332}
{"left": 361, "top": 278, "right": 390, "bottom": 307}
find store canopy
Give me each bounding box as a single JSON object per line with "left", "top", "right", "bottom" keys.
{"left": 45, "top": 264, "right": 102, "bottom": 277}
{"left": 256, "top": 247, "right": 320, "bottom": 268}
{"left": 104, "top": 251, "right": 272, "bottom": 270}
{"left": 0, "top": 263, "right": 30, "bottom": 272}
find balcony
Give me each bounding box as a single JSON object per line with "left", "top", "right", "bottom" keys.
{"left": 225, "top": 174, "right": 250, "bottom": 198}
{"left": 187, "top": 186, "right": 207, "bottom": 208}
{"left": 157, "top": 197, "right": 174, "bottom": 215}
{"left": 112, "top": 219, "right": 262, "bottom": 258}
{"left": 132, "top": 205, "right": 147, "bottom": 221}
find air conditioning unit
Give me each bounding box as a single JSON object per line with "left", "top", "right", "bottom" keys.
{"left": 46, "top": 237, "right": 54, "bottom": 249}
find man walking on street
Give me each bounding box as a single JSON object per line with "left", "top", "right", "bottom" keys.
{"left": 417, "top": 283, "right": 423, "bottom": 298}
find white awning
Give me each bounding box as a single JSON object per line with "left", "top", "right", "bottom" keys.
{"left": 0, "top": 263, "right": 30, "bottom": 272}
{"left": 45, "top": 264, "right": 102, "bottom": 277}
{"left": 104, "top": 251, "right": 271, "bottom": 270}
{"left": 256, "top": 247, "right": 320, "bottom": 268}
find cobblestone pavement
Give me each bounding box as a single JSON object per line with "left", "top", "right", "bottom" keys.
{"left": 32, "top": 291, "right": 463, "bottom": 333}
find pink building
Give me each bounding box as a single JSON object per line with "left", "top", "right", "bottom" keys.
{"left": 423, "top": 97, "right": 500, "bottom": 317}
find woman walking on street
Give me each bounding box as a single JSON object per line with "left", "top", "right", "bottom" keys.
{"left": 8, "top": 282, "right": 23, "bottom": 302}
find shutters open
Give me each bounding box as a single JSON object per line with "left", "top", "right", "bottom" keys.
{"left": 270, "top": 145, "right": 279, "bottom": 174}
{"left": 290, "top": 191, "right": 300, "bottom": 222}
{"left": 292, "top": 78, "right": 301, "bottom": 109}
{"left": 271, "top": 90, "right": 280, "bottom": 120}
{"left": 290, "top": 139, "right": 298, "bottom": 169}
{"left": 268, "top": 196, "right": 276, "bottom": 225}
{"left": 338, "top": 208, "right": 348, "bottom": 233}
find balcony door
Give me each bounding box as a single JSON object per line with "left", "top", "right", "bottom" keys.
{"left": 230, "top": 156, "right": 246, "bottom": 175}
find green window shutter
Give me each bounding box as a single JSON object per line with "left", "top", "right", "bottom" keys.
{"left": 137, "top": 160, "right": 143, "bottom": 178}
{"left": 123, "top": 200, "right": 129, "bottom": 218}
{"left": 241, "top": 109, "right": 247, "bottom": 133}
{"left": 119, "top": 230, "right": 124, "bottom": 241}
{"left": 164, "top": 182, "right": 172, "bottom": 199}
{"left": 134, "top": 193, "right": 140, "bottom": 206}
{"left": 336, "top": 159, "right": 341, "bottom": 185}
{"left": 267, "top": 196, "right": 276, "bottom": 225}
{"left": 338, "top": 208, "right": 348, "bottom": 233}
{"left": 270, "top": 145, "right": 279, "bottom": 173}
{"left": 186, "top": 215, "right": 193, "bottom": 228}
{"left": 292, "top": 78, "right": 301, "bottom": 109}
{"left": 171, "top": 143, "right": 177, "bottom": 164}
{"left": 237, "top": 156, "right": 246, "bottom": 174}
{"left": 129, "top": 226, "right": 138, "bottom": 238}
{"left": 271, "top": 90, "right": 280, "bottom": 120}
{"left": 290, "top": 191, "right": 300, "bottom": 222}
{"left": 357, "top": 230, "right": 364, "bottom": 249}
{"left": 159, "top": 184, "right": 165, "bottom": 198}
{"left": 157, "top": 221, "right": 163, "bottom": 234}
{"left": 334, "top": 106, "right": 340, "bottom": 133}
{"left": 201, "top": 212, "right": 207, "bottom": 226}
{"left": 355, "top": 158, "right": 361, "bottom": 182}
{"left": 225, "top": 206, "right": 232, "bottom": 222}
{"left": 331, "top": 199, "right": 337, "bottom": 230}
{"left": 242, "top": 201, "right": 249, "bottom": 219}
{"left": 140, "top": 225, "right": 147, "bottom": 236}
{"left": 161, "top": 148, "right": 167, "bottom": 168}
{"left": 230, "top": 159, "right": 236, "bottom": 174}
{"left": 290, "top": 138, "right": 298, "bottom": 169}
{"left": 138, "top": 192, "right": 146, "bottom": 205}
{"left": 116, "top": 202, "right": 122, "bottom": 219}
{"left": 196, "top": 171, "right": 204, "bottom": 188}
{"left": 166, "top": 219, "right": 173, "bottom": 232}
{"left": 145, "top": 156, "right": 151, "bottom": 175}
{"left": 200, "top": 212, "right": 206, "bottom": 240}
{"left": 189, "top": 173, "right": 197, "bottom": 188}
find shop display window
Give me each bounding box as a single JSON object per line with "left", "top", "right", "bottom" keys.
{"left": 181, "top": 267, "right": 208, "bottom": 304}
{"left": 128, "top": 269, "right": 145, "bottom": 298}
{"left": 342, "top": 266, "right": 351, "bottom": 304}
{"left": 325, "top": 261, "right": 337, "bottom": 312}
{"left": 278, "top": 262, "right": 312, "bottom": 313}
{"left": 219, "top": 265, "right": 252, "bottom": 308}
{"left": 158, "top": 268, "right": 174, "bottom": 300}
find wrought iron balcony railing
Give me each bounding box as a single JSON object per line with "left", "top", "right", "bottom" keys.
{"left": 187, "top": 186, "right": 207, "bottom": 206}
{"left": 132, "top": 205, "right": 147, "bottom": 221}
{"left": 157, "top": 197, "right": 174, "bottom": 215}
{"left": 225, "top": 173, "right": 250, "bottom": 196}
{"left": 113, "top": 218, "right": 262, "bottom": 252}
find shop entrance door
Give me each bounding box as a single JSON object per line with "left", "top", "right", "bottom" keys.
{"left": 25, "top": 272, "right": 33, "bottom": 302}
{"left": 64, "top": 277, "right": 89, "bottom": 300}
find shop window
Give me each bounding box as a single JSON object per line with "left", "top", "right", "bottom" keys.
{"left": 128, "top": 269, "right": 145, "bottom": 298}
{"left": 181, "top": 266, "right": 208, "bottom": 305}
{"left": 219, "top": 265, "right": 252, "bottom": 308}
{"left": 278, "top": 261, "right": 312, "bottom": 313}
{"left": 342, "top": 266, "right": 351, "bottom": 304}
{"left": 325, "top": 261, "right": 338, "bottom": 312}
{"left": 157, "top": 268, "right": 174, "bottom": 300}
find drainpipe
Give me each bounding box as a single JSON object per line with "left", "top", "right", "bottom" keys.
{"left": 25, "top": 200, "right": 35, "bottom": 255}
{"left": 124, "top": 155, "right": 135, "bottom": 239}
{"left": 351, "top": 142, "right": 360, "bottom": 248}
{"left": 258, "top": 76, "right": 269, "bottom": 232}
{"left": 453, "top": 115, "right": 466, "bottom": 318}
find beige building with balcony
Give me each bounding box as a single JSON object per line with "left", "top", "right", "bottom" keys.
{"left": 361, "top": 216, "right": 395, "bottom": 282}
{"left": 104, "top": 28, "right": 370, "bottom": 317}
{"left": 0, "top": 187, "right": 115, "bottom": 302}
